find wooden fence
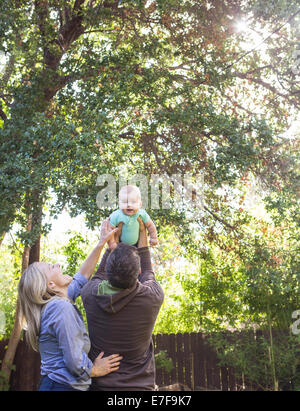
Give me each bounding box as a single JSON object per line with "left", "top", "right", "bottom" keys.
{"left": 0, "top": 339, "right": 41, "bottom": 391}
{"left": 153, "top": 333, "right": 247, "bottom": 391}
{"left": 0, "top": 333, "right": 253, "bottom": 391}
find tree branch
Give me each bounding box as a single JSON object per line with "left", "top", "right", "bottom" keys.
{"left": 203, "top": 205, "right": 236, "bottom": 231}
{"left": 223, "top": 93, "right": 258, "bottom": 117}
{"left": 73, "top": 0, "right": 86, "bottom": 13}
{"left": 0, "top": 106, "right": 7, "bottom": 121}
{"left": 0, "top": 54, "right": 16, "bottom": 88}
{"left": 233, "top": 71, "right": 300, "bottom": 107}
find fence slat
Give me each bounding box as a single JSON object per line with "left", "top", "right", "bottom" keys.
{"left": 167, "top": 333, "right": 177, "bottom": 385}
{"left": 228, "top": 366, "right": 237, "bottom": 391}
{"left": 154, "top": 334, "right": 163, "bottom": 387}
{"left": 209, "top": 346, "right": 221, "bottom": 390}
{"left": 203, "top": 334, "right": 222, "bottom": 389}
{"left": 183, "top": 333, "right": 192, "bottom": 389}
{"left": 191, "top": 332, "right": 206, "bottom": 390}
{"left": 176, "top": 333, "right": 185, "bottom": 385}
{"left": 220, "top": 366, "right": 229, "bottom": 391}
{"left": 11, "top": 340, "right": 41, "bottom": 391}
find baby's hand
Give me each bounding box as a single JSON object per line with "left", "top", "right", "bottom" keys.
{"left": 144, "top": 219, "right": 158, "bottom": 247}
{"left": 150, "top": 237, "right": 158, "bottom": 246}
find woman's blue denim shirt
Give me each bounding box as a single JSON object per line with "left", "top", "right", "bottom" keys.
{"left": 39, "top": 273, "right": 93, "bottom": 391}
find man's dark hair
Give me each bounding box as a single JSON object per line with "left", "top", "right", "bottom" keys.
{"left": 106, "top": 243, "right": 140, "bottom": 289}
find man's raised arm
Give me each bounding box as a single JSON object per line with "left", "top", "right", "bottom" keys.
{"left": 137, "top": 218, "right": 156, "bottom": 283}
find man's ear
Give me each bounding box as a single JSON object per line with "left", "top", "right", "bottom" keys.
{"left": 138, "top": 267, "right": 142, "bottom": 276}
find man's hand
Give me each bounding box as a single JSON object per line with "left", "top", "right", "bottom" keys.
{"left": 137, "top": 217, "right": 148, "bottom": 248}
{"left": 91, "top": 352, "right": 123, "bottom": 377}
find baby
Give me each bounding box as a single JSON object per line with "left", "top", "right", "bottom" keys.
{"left": 108, "top": 185, "right": 158, "bottom": 250}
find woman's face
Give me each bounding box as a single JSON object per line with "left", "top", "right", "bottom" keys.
{"left": 40, "top": 262, "right": 73, "bottom": 292}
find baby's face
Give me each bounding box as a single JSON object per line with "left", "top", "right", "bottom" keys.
{"left": 119, "top": 191, "right": 142, "bottom": 216}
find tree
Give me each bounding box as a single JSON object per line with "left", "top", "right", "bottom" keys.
{"left": 0, "top": 0, "right": 298, "bottom": 237}
{"left": 0, "top": 0, "right": 299, "bottom": 383}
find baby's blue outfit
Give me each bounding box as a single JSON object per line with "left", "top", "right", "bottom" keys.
{"left": 109, "top": 209, "right": 151, "bottom": 245}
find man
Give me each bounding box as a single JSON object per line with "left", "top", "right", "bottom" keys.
{"left": 80, "top": 220, "right": 164, "bottom": 391}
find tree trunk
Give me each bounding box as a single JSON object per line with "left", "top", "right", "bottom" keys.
{"left": 28, "top": 236, "right": 41, "bottom": 266}
{"left": 0, "top": 300, "right": 23, "bottom": 380}
{"left": 21, "top": 247, "right": 31, "bottom": 274}
{"left": 21, "top": 213, "right": 32, "bottom": 273}
{"left": 20, "top": 234, "right": 41, "bottom": 391}
{"left": 0, "top": 232, "right": 5, "bottom": 247}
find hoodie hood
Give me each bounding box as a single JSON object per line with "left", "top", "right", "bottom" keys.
{"left": 92, "top": 280, "right": 140, "bottom": 314}
{"left": 97, "top": 280, "right": 123, "bottom": 296}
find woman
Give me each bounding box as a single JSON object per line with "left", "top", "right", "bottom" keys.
{"left": 18, "top": 220, "right": 123, "bottom": 391}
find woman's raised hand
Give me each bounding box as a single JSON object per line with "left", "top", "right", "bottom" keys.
{"left": 99, "top": 219, "right": 119, "bottom": 246}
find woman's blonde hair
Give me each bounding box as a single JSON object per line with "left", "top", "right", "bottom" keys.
{"left": 18, "top": 262, "right": 60, "bottom": 351}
